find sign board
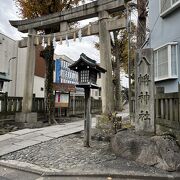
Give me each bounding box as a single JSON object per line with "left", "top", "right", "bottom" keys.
{"left": 135, "top": 48, "right": 154, "bottom": 134}
{"left": 53, "top": 83, "right": 76, "bottom": 92}
{"left": 55, "top": 92, "right": 69, "bottom": 108}
{"left": 55, "top": 59, "right": 61, "bottom": 83}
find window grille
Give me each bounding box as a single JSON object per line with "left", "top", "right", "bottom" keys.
{"left": 80, "top": 70, "right": 89, "bottom": 83}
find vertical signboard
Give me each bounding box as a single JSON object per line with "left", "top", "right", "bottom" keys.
{"left": 55, "top": 59, "right": 61, "bottom": 83}
{"left": 135, "top": 48, "right": 155, "bottom": 134}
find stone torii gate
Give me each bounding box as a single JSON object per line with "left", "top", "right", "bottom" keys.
{"left": 10, "top": 0, "right": 127, "bottom": 124}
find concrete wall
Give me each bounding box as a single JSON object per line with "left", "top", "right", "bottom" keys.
{"left": 149, "top": 0, "right": 180, "bottom": 92}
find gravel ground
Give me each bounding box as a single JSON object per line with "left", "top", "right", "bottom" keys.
{"left": 0, "top": 132, "right": 171, "bottom": 175}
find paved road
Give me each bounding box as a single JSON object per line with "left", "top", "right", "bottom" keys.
{"left": 0, "top": 119, "right": 96, "bottom": 157}
{"left": 1, "top": 165, "right": 179, "bottom": 180}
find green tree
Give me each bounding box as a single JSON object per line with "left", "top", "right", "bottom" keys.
{"left": 15, "top": 0, "right": 82, "bottom": 124}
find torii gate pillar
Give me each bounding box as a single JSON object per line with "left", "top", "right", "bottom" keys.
{"left": 99, "top": 11, "right": 114, "bottom": 114}
{"left": 15, "top": 29, "right": 37, "bottom": 126}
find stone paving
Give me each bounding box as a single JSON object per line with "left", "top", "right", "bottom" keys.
{"left": 0, "top": 132, "right": 170, "bottom": 176}
{"left": 0, "top": 118, "right": 96, "bottom": 157}
{"left": 1, "top": 133, "right": 115, "bottom": 170}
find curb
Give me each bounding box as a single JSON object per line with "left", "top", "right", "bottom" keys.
{"left": 0, "top": 160, "right": 180, "bottom": 179}
{"left": 0, "top": 160, "right": 61, "bottom": 176}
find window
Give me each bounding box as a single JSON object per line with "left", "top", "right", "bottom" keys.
{"left": 154, "top": 42, "right": 178, "bottom": 81}
{"left": 160, "top": 0, "right": 180, "bottom": 17}
{"left": 80, "top": 70, "right": 89, "bottom": 83}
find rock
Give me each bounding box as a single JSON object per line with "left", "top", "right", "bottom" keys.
{"left": 176, "top": 164, "right": 180, "bottom": 172}
{"left": 111, "top": 129, "right": 148, "bottom": 160}
{"left": 136, "top": 141, "right": 159, "bottom": 166}
{"left": 152, "top": 136, "right": 180, "bottom": 171}
{"left": 111, "top": 130, "right": 180, "bottom": 171}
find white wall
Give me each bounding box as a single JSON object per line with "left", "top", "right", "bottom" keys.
{"left": 33, "top": 76, "right": 45, "bottom": 98}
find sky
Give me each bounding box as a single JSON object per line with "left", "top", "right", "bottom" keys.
{"left": 0, "top": 0, "right": 24, "bottom": 39}
{"left": 0, "top": 0, "right": 129, "bottom": 87}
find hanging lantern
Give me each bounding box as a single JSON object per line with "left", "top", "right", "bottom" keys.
{"left": 78, "top": 29, "right": 82, "bottom": 42}
{"left": 53, "top": 34, "right": 57, "bottom": 49}
{"left": 66, "top": 34, "right": 69, "bottom": 47}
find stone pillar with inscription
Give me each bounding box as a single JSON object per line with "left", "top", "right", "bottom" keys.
{"left": 135, "top": 48, "right": 155, "bottom": 135}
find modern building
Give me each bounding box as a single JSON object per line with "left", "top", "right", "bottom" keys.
{"left": 54, "top": 54, "right": 78, "bottom": 84}
{"left": 148, "top": 0, "right": 180, "bottom": 93}
{"left": 0, "top": 33, "right": 18, "bottom": 95}
{"left": 0, "top": 33, "right": 45, "bottom": 97}
{"left": 54, "top": 54, "right": 101, "bottom": 99}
